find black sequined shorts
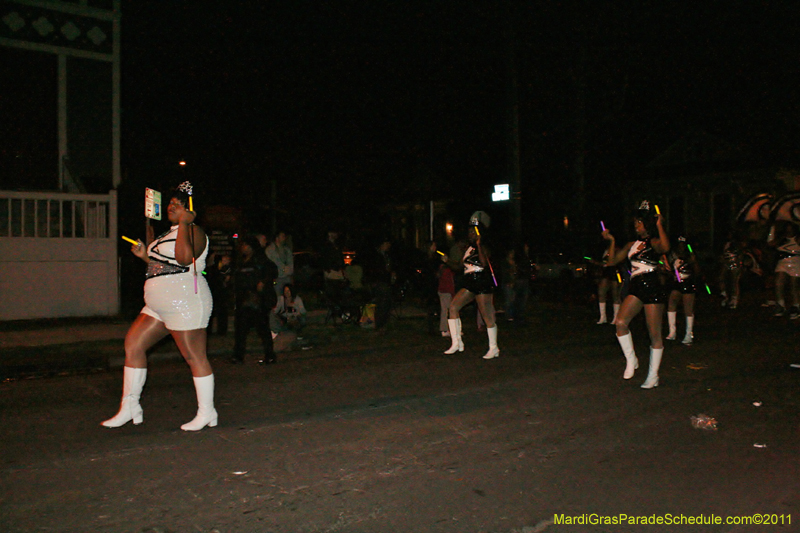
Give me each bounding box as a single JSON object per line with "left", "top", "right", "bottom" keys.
{"left": 669, "top": 278, "right": 698, "bottom": 295}
{"left": 628, "top": 273, "right": 667, "bottom": 304}
{"left": 462, "top": 270, "right": 495, "bottom": 295}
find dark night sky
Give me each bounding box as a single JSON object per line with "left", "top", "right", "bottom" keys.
{"left": 123, "top": 1, "right": 800, "bottom": 224}
{"left": 42, "top": 1, "right": 800, "bottom": 238}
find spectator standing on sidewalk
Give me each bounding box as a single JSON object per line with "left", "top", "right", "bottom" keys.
{"left": 362, "top": 236, "right": 395, "bottom": 333}
{"left": 231, "top": 237, "right": 278, "bottom": 365}
{"left": 432, "top": 241, "right": 456, "bottom": 337}
{"left": 206, "top": 252, "right": 232, "bottom": 336}
{"left": 266, "top": 230, "right": 294, "bottom": 297}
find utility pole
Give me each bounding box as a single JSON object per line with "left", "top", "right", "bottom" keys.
{"left": 505, "top": 17, "right": 522, "bottom": 244}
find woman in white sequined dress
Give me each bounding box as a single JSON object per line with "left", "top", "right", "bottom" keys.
{"left": 102, "top": 183, "right": 218, "bottom": 431}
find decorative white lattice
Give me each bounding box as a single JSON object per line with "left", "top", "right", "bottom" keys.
{"left": 61, "top": 21, "right": 80, "bottom": 41}
{"left": 3, "top": 11, "right": 25, "bottom": 32}
{"left": 32, "top": 16, "right": 54, "bottom": 37}
{"left": 87, "top": 26, "right": 106, "bottom": 45}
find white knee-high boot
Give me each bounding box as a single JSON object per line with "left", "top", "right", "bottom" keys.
{"left": 641, "top": 347, "right": 663, "bottom": 389}
{"left": 666, "top": 311, "right": 677, "bottom": 340}
{"left": 483, "top": 325, "right": 500, "bottom": 359}
{"left": 597, "top": 302, "right": 607, "bottom": 324}
{"left": 683, "top": 316, "right": 694, "bottom": 345}
{"left": 181, "top": 374, "right": 218, "bottom": 431}
{"left": 102, "top": 366, "right": 147, "bottom": 428}
{"left": 616, "top": 333, "right": 638, "bottom": 379}
{"left": 444, "top": 318, "right": 464, "bottom": 354}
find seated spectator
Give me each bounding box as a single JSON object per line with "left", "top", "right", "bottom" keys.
{"left": 271, "top": 284, "right": 307, "bottom": 333}
{"left": 345, "top": 261, "right": 364, "bottom": 291}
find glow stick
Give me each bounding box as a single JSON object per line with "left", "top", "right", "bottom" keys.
{"left": 616, "top": 272, "right": 622, "bottom": 283}
{"left": 600, "top": 221, "right": 606, "bottom": 232}
{"left": 584, "top": 257, "right": 592, "bottom": 261}
{"left": 705, "top": 284, "right": 711, "bottom": 294}
{"left": 189, "top": 196, "right": 194, "bottom": 212}
{"left": 675, "top": 268, "right": 681, "bottom": 283}
{"left": 687, "top": 244, "right": 693, "bottom": 254}
{"left": 437, "top": 251, "right": 446, "bottom": 256}
{"left": 655, "top": 204, "right": 660, "bottom": 215}
{"left": 121, "top": 236, "right": 139, "bottom": 245}
{"left": 474, "top": 226, "right": 480, "bottom": 237}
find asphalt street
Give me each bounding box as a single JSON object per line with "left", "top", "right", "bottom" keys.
{"left": 1, "top": 296, "right": 798, "bottom": 533}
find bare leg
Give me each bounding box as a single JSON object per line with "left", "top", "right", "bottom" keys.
{"left": 775, "top": 272, "right": 788, "bottom": 309}
{"left": 449, "top": 289, "right": 476, "bottom": 319}
{"left": 103, "top": 314, "right": 167, "bottom": 428}
{"left": 172, "top": 328, "right": 217, "bottom": 431}
{"left": 611, "top": 278, "right": 621, "bottom": 304}
{"left": 124, "top": 314, "right": 170, "bottom": 368}
{"left": 597, "top": 278, "right": 610, "bottom": 323}
{"left": 475, "top": 293, "right": 496, "bottom": 328}
{"left": 614, "top": 294, "right": 642, "bottom": 378}
{"left": 667, "top": 290, "right": 681, "bottom": 312}
{"left": 171, "top": 329, "right": 213, "bottom": 377}
{"left": 683, "top": 293, "right": 695, "bottom": 317}
{"left": 644, "top": 303, "right": 665, "bottom": 349}
{"left": 444, "top": 289, "right": 474, "bottom": 353}
{"left": 597, "top": 278, "right": 609, "bottom": 304}
{"left": 614, "top": 295, "right": 643, "bottom": 337}
{"left": 641, "top": 303, "right": 665, "bottom": 388}
{"left": 790, "top": 276, "right": 800, "bottom": 308}
{"left": 476, "top": 292, "right": 499, "bottom": 359}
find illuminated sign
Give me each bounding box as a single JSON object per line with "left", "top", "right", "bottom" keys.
{"left": 492, "top": 184, "right": 510, "bottom": 202}
{"left": 145, "top": 188, "right": 162, "bottom": 220}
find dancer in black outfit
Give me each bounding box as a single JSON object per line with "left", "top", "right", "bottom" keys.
{"left": 665, "top": 236, "right": 699, "bottom": 345}
{"left": 443, "top": 211, "right": 499, "bottom": 359}
{"left": 603, "top": 201, "right": 670, "bottom": 388}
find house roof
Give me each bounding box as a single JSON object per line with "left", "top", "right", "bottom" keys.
{"left": 646, "top": 130, "right": 749, "bottom": 168}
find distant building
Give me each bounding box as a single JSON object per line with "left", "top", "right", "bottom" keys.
{"left": 0, "top": 0, "right": 122, "bottom": 320}
{"left": 626, "top": 130, "right": 798, "bottom": 264}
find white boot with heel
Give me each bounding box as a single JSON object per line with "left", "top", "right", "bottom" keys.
{"left": 102, "top": 366, "right": 147, "bottom": 428}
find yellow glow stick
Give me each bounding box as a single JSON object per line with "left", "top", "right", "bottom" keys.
{"left": 437, "top": 250, "right": 446, "bottom": 256}
{"left": 121, "top": 236, "right": 139, "bottom": 245}
{"left": 655, "top": 204, "right": 660, "bottom": 215}
{"left": 616, "top": 272, "right": 622, "bottom": 283}
{"left": 189, "top": 196, "right": 194, "bottom": 212}
{"left": 475, "top": 227, "right": 480, "bottom": 237}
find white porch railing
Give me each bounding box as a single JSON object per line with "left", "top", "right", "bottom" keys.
{"left": 0, "top": 190, "right": 119, "bottom": 321}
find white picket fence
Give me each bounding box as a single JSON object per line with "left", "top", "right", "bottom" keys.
{"left": 0, "top": 190, "right": 119, "bottom": 321}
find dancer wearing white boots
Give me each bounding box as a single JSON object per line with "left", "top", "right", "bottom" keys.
{"left": 443, "top": 211, "right": 500, "bottom": 360}
{"left": 602, "top": 201, "right": 670, "bottom": 388}
{"left": 102, "top": 182, "right": 218, "bottom": 431}
{"left": 665, "top": 236, "right": 699, "bottom": 345}
{"left": 593, "top": 241, "right": 622, "bottom": 325}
